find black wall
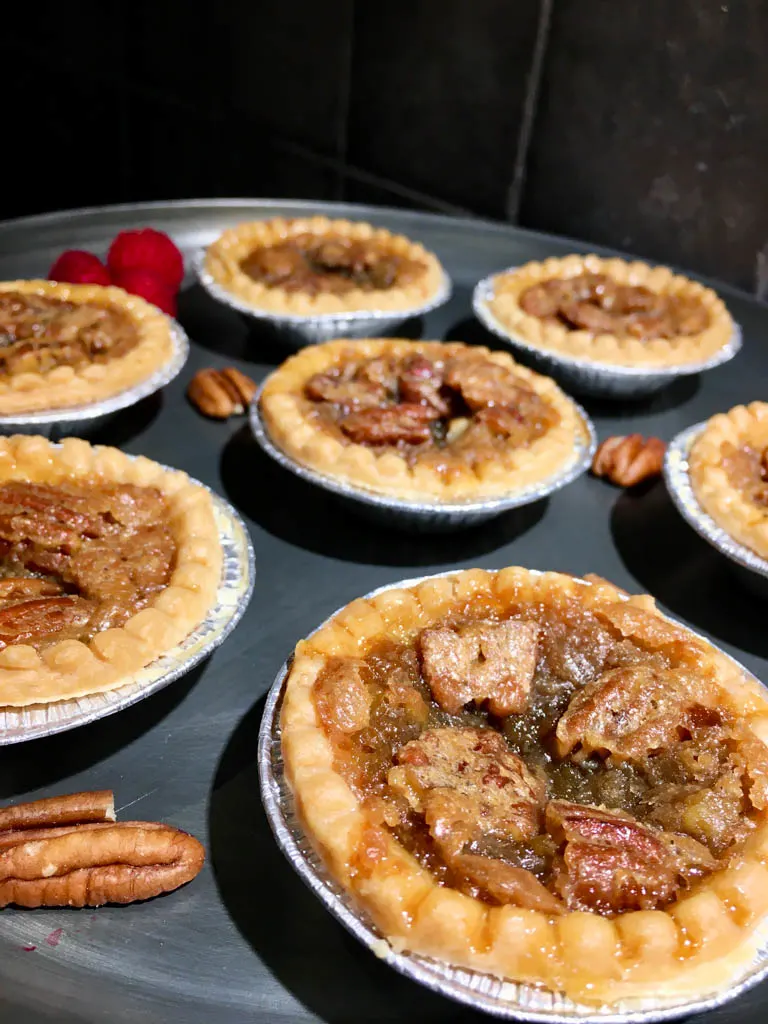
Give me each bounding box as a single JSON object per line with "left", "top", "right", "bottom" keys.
{"left": 6, "top": 1, "right": 767, "bottom": 292}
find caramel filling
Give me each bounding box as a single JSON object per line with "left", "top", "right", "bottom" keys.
{"left": 519, "top": 273, "right": 710, "bottom": 341}
{"left": 240, "top": 233, "right": 426, "bottom": 296}
{"left": 0, "top": 292, "right": 140, "bottom": 378}
{"left": 313, "top": 591, "right": 768, "bottom": 917}
{"left": 301, "top": 351, "right": 560, "bottom": 478}
{"left": 0, "top": 481, "right": 176, "bottom": 649}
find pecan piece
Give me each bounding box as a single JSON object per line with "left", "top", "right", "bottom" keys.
{"left": 591, "top": 434, "right": 666, "bottom": 486}
{"left": 187, "top": 367, "right": 257, "bottom": 419}
{"left": 0, "top": 821, "right": 205, "bottom": 908}
{"left": 0, "top": 791, "right": 115, "bottom": 831}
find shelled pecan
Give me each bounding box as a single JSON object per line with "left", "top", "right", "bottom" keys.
{"left": 591, "top": 434, "right": 666, "bottom": 487}
{"left": 0, "top": 791, "right": 204, "bottom": 908}
{"left": 187, "top": 366, "right": 257, "bottom": 419}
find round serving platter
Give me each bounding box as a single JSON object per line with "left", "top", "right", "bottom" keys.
{"left": 0, "top": 198, "right": 767, "bottom": 1024}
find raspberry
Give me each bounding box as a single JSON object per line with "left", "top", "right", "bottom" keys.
{"left": 113, "top": 269, "right": 177, "bottom": 317}
{"left": 107, "top": 229, "right": 184, "bottom": 290}
{"left": 48, "top": 250, "right": 111, "bottom": 286}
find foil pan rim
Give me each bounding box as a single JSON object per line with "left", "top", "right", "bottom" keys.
{"left": 0, "top": 475, "right": 255, "bottom": 745}
{"left": 0, "top": 319, "right": 190, "bottom": 427}
{"left": 258, "top": 569, "right": 768, "bottom": 1022}
{"left": 664, "top": 423, "right": 768, "bottom": 579}
{"left": 193, "top": 249, "right": 453, "bottom": 325}
{"left": 249, "top": 387, "right": 597, "bottom": 517}
{"left": 472, "top": 274, "right": 742, "bottom": 379}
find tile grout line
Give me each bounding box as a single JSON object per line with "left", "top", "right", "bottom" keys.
{"left": 505, "top": 0, "right": 555, "bottom": 224}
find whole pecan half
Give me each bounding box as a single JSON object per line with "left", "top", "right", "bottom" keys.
{"left": 0, "top": 821, "right": 205, "bottom": 907}
{"left": 591, "top": 434, "right": 666, "bottom": 487}
{"left": 187, "top": 366, "right": 257, "bottom": 419}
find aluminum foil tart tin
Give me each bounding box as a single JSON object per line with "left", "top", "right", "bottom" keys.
{"left": 249, "top": 389, "right": 596, "bottom": 533}
{"left": 665, "top": 422, "right": 768, "bottom": 599}
{"left": 194, "top": 250, "right": 453, "bottom": 350}
{"left": 0, "top": 320, "right": 190, "bottom": 439}
{"left": 258, "top": 570, "right": 768, "bottom": 1022}
{"left": 472, "top": 274, "right": 742, "bottom": 400}
{"left": 0, "top": 479, "right": 255, "bottom": 745}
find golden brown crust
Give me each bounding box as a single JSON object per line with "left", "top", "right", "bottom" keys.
{"left": 690, "top": 401, "right": 768, "bottom": 560}
{"left": 281, "top": 568, "right": 768, "bottom": 1004}
{"left": 0, "top": 435, "right": 222, "bottom": 707}
{"left": 204, "top": 216, "right": 445, "bottom": 315}
{"left": 0, "top": 281, "right": 176, "bottom": 415}
{"left": 259, "top": 339, "right": 589, "bottom": 501}
{"left": 485, "top": 255, "right": 734, "bottom": 368}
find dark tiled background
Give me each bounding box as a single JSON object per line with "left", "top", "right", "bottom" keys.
{"left": 4, "top": 1, "right": 767, "bottom": 293}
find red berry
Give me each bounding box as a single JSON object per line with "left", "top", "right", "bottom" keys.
{"left": 107, "top": 229, "right": 184, "bottom": 290}
{"left": 48, "top": 250, "right": 111, "bottom": 286}
{"left": 113, "top": 269, "right": 177, "bottom": 317}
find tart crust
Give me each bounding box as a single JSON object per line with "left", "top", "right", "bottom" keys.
{"left": 259, "top": 339, "right": 589, "bottom": 501}
{"left": 0, "top": 435, "right": 222, "bottom": 706}
{"left": 0, "top": 280, "right": 176, "bottom": 415}
{"left": 487, "top": 255, "right": 734, "bottom": 368}
{"left": 690, "top": 401, "right": 768, "bottom": 560}
{"left": 204, "top": 217, "right": 445, "bottom": 315}
{"left": 280, "top": 568, "right": 768, "bottom": 1005}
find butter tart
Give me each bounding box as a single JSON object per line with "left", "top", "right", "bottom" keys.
{"left": 281, "top": 568, "right": 768, "bottom": 1004}
{"left": 486, "top": 255, "right": 734, "bottom": 368}
{"left": 690, "top": 401, "right": 768, "bottom": 561}
{"left": 259, "top": 340, "right": 589, "bottom": 501}
{"left": 0, "top": 281, "right": 176, "bottom": 415}
{"left": 0, "top": 435, "right": 221, "bottom": 706}
{"left": 204, "top": 217, "right": 445, "bottom": 315}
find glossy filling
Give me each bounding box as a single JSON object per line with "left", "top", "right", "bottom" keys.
{"left": 313, "top": 590, "right": 768, "bottom": 916}
{"left": 519, "top": 273, "right": 710, "bottom": 341}
{"left": 240, "top": 233, "right": 426, "bottom": 296}
{"left": 0, "top": 481, "right": 176, "bottom": 649}
{"left": 721, "top": 442, "right": 768, "bottom": 510}
{"left": 0, "top": 292, "right": 140, "bottom": 378}
{"left": 302, "top": 351, "right": 560, "bottom": 477}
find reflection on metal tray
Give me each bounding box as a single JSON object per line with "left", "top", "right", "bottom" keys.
{"left": 259, "top": 572, "right": 768, "bottom": 1023}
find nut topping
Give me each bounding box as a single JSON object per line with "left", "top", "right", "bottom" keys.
{"left": 591, "top": 434, "right": 666, "bottom": 486}
{"left": 187, "top": 367, "right": 257, "bottom": 419}
{"left": 0, "top": 791, "right": 204, "bottom": 908}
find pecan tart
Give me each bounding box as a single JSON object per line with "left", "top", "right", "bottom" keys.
{"left": 689, "top": 401, "right": 768, "bottom": 561}
{"left": 204, "top": 217, "right": 445, "bottom": 316}
{"left": 486, "top": 256, "right": 734, "bottom": 368}
{"left": 259, "top": 340, "right": 588, "bottom": 501}
{"left": 0, "top": 281, "right": 176, "bottom": 415}
{"left": 281, "top": 568, "right": 768, "bottom": 1004}
{"left": 0, "top": 435, "right": 221, "bottom": 706}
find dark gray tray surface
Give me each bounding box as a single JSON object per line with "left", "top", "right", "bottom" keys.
{"left": 0, "top": 199, "right": 766, "bottom": 1024}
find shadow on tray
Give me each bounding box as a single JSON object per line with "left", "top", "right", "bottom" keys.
{"left": 0, "top": 662, "right": 207, "bottom": 799}
{"left": 611, "top": 479, "right": 768, "bottom": 660}
{"left": 219, "top": 426, "right": 546, "bottom": 566}
{"left": 208, "top": 696, "right": 484, "bottom": 1024}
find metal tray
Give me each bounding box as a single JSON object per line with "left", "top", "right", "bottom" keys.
{"left": 0, "top": 198, "right": 766, "bottom": 1024}
{"left": 259, "top": 572, "right": 768, "bottom": 1023}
